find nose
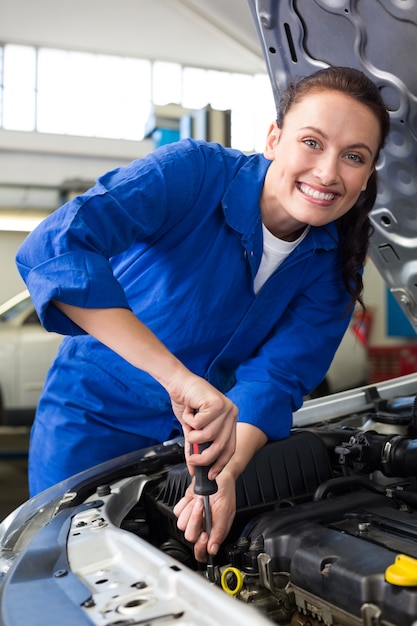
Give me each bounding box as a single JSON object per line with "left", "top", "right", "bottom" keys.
{"left": 313, "top": 152, "right": 339, "bottom": 186}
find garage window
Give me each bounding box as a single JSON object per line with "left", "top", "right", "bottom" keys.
{"left": 0, "top": 44, "right": 275, "bottom": 152}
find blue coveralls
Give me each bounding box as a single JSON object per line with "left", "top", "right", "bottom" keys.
{"left": 16, "top": 139, "right": 352, "bottom": 495}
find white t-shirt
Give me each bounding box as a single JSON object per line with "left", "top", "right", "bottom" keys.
{"left": 254, "top": 224, "right": 310, "bottom": 294}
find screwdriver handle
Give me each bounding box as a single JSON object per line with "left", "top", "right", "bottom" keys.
{"left": 190, "top": 441, "right": 218, "bottom": 496}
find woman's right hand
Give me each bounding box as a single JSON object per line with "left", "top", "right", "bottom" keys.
{"left": 167, "top": 373, "right": 238, "bottom": 480}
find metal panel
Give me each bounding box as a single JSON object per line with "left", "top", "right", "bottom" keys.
{"left": 248, "top": 0, "right": 417, "bottom": 331}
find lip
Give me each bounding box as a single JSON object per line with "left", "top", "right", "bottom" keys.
{"left": 297, "top": 182, "right": 340, "bottom": 204}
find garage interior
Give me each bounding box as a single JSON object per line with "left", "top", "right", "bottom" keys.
{"left": 1, "top": 0, "right": 417, "bottom": 523}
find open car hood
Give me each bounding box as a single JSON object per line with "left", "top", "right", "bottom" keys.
{"left": 248, "top": 0, "right": 417, "bottom": 332}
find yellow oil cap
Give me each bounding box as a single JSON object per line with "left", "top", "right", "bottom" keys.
{"left": 385, "top": 554, "right": 417, "bottom": 586}
{"left": 221, "top": 567, "right": 244, "bottom": 596}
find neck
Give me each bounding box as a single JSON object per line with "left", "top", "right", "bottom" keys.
{"left": 260, "top": 180, "right": 307, "bottom": 242}
{"left": 265, "top": 223, "right": 307, "bottom": 242}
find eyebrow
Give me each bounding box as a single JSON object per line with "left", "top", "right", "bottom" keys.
{"left": 300, "top": 126, "right": 374, "bottom": 157}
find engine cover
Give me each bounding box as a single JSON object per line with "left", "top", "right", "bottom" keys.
{"left": 230, "top": 491, "right": 417, "bottom": 625}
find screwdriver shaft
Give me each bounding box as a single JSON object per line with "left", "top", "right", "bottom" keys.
{"left": 189, "top": 441, "right": 217, "bottom": 583}
{"left": 203, "top": 495, "right": 215, "bottom": 583}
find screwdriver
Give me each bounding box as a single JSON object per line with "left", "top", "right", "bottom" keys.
{"left": 190, "top": 441, "right": 218, "bottom": 583}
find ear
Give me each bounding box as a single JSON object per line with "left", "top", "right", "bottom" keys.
{"left": 264, "top": 121, "right": 281, "bottom": 160}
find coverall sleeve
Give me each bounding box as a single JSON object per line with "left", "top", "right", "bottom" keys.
{"left": 15, "top": 142, "right": 205, "bottom": 335}
{"left": 226, "top": 260, "right": 353, "bottom": 441}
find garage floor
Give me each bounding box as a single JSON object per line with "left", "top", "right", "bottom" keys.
{"left": 0, "top": 427, "right": 30, "bottom": 522}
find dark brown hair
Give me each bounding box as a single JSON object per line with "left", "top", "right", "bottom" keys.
{"left": 277, "top": 66, "right": 390, "bottom": 310}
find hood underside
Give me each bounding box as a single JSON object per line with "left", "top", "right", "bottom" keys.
{"left": 248, "top": 0, "right": 417, "bottom": 332}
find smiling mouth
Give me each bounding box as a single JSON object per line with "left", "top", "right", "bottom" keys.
{"left": 298, "top": 182, "right": 336, "bottom": 201}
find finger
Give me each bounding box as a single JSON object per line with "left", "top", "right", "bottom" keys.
{"left": 181, "top": 405, "right": 198, "bottom": 426}
{"left": 172, "top": 486, "right": 194, "bottom": 518}
{"left": 180, "top": 496, "right": 205, "bottom": 544}
{"left": 194, "top": 531, "right": 209, "bottom": 563}
{"left": 185, "top": 401, "right": 225, "bottom": 429}
{"left": 186, "top": 430, "right": 236, "bottom": 480}
{"left": 207, "top": 514, "right": 230, "bottom": 556}
{"left": 182, "top": 429, "right": 195, "bottom": 475}
{"left": 207, "top": 502, "right": 235, "bottom": 556}
{"left": 173, "top": 482, "right": 197, "bottom": 525}
{"left": 206, "top": 436, "right": 237, "bottom": 480}
{"left": 175, "top": 497, "right": 196, "bottom": 532}
{"left": 187, "top": 403, "right": 238, "bottom": 433}
{"left": 186, "top": 419, "right": 236, "bottom": 463}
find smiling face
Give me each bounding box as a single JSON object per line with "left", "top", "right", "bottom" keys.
{"left": 261, "top": 89, "right": 381, "bottom": 240}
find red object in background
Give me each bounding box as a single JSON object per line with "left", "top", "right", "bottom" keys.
{"left": 368, "top": 345, "right": 417, "bottom": 383}
{"left": 351, "top": 309, "right": 373, "bottom": 347}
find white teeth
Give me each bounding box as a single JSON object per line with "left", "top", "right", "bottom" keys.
{"left": 299, "top": 183, "right": 335, "bottom": 201}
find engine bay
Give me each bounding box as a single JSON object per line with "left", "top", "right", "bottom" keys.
{"left": 121, "top": 385, "right": 417, "bottom": 626}
{"left": 4, "top": 380, "right": 417, "bottom": 625}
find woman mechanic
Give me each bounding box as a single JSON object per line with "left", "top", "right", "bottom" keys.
{"left": 16, "top": 65, "right": 390, "bottom": 563}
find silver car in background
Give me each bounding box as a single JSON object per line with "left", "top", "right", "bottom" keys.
{"left": 0, "top": 290, "right": 62, "bottom": 425}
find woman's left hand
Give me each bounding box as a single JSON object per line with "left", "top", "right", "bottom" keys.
{"left": 173, "top": 469, "right": 237, "bottom": 562}
{"left": 174, "top": 422, "right": 268, "bottom": 562}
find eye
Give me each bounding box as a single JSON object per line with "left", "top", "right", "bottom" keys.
{"left": 346, "top": 153, "right": 365, "bottom": 164}
{"left": 302, "top": 138, "right": 319, "bottom": 149}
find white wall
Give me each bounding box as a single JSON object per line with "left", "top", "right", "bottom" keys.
{"left": 363, "top": 257, "right": 393, "bottom": 347}
{"left": 0, "top": 0, "right": 264, "bottom": 75}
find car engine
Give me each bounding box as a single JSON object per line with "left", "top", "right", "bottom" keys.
{"left": 119, "top": 385, "right": 417, "bottom": 626}
{"left": 3, "top": 381, "right": 417, "bottom": 626}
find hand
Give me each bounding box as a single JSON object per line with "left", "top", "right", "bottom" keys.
{"left": 174, "top": 423, "right": 268, "bottom": 563}
{"left": 168, "top": 373, "right": 238, "bottom": 480}
{"left": 173, "top": 470, "right": 237, "bottom": 562}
